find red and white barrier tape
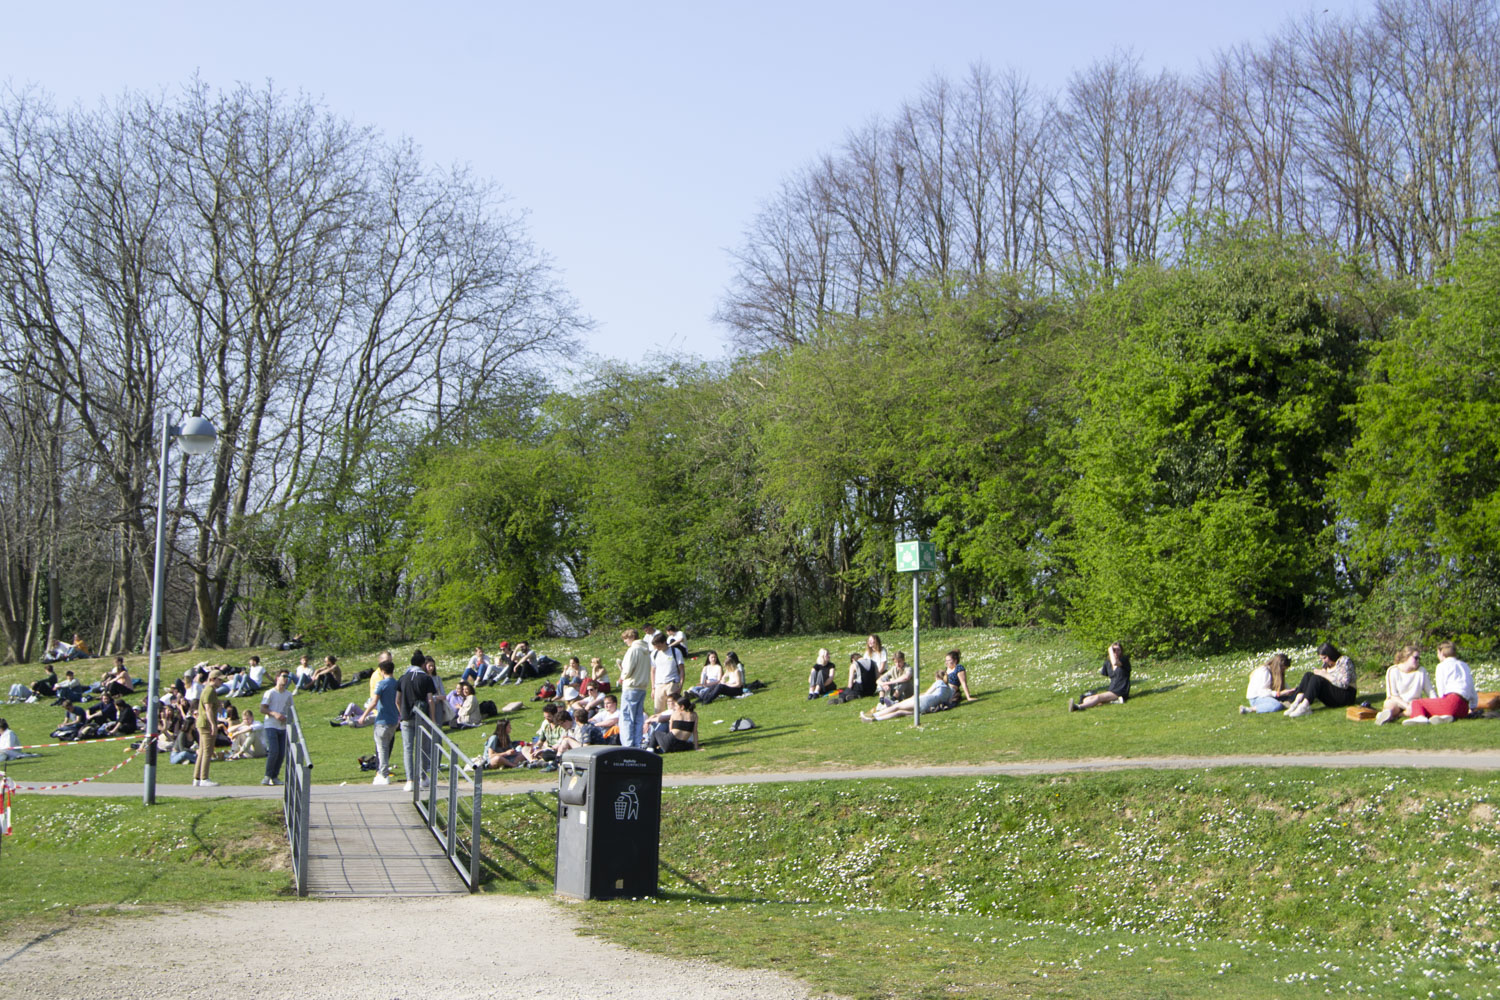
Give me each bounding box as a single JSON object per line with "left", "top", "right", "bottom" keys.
{"left": 4, "top": 745, "right": 145, "bottom": 791}
{"left": 12, "top": 734, "right": 140, "bottom": 751}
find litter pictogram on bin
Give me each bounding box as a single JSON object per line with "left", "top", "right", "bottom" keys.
{"left": 614, "top": 784, "right": 639, "bottom": 821}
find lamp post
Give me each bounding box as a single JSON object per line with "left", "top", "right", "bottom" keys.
{"left": 143, "top": 414, "right": 216, "bottom": 806}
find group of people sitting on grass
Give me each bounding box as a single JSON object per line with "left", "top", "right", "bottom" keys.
{"left": 803, "top": 634, "right": 975, "bottom": 720}
{"left": 468, "top": 633, "right": 722, "bottom": 772}
{"left": 1237, "top": 639, "right": 1481, "bottom": 723}
{"left": 458, "top": 641, "right": 548, "bottom": 687}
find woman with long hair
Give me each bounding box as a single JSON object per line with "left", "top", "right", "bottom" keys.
{"left": 1241, "top": 652, "right": 1291, "bottom": 714}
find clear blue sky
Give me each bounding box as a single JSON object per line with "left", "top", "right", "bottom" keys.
{"left": 7, "top": 0, "right": 1362, "bottom": 366}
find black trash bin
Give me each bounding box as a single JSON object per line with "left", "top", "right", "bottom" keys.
{"left": 555, "top": 745, "right": 662, "bottom": 900}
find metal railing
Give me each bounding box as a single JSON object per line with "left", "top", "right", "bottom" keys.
{"left": 411, "top": 707, "right": 483, "bottom": 891}
{"left": 283, "top": 703, "right": 313, "bottom": 897}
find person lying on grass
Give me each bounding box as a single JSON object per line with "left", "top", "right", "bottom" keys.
{"left": 1069, "top": 642, "right": 1130, "bottom": 712}
{"left": 862, "top": 650, "right": 972, "bottom": 721}
{"left": 1375, "top": 646, "right": 1432, "bottom": 725}
{"left": 1241, "top": 652, "right": 1291, "bottom": 714}
{"left": 1284, "top": 642, "right": 1357, "bottom": 717}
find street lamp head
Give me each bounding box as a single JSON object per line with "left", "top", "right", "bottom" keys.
{"left": 176, "top": 416, "right": 216, "bottom": 455}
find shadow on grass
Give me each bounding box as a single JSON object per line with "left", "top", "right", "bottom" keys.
{"left": 700, "top": 724, "right": 799, "bottom": 750}
{"left": 1131, "top": 683, "right": 1183, "bottom": 699}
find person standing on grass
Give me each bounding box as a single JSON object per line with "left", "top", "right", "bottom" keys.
{"left": 260, "top": 670, "right": 294, "bottom": 785}
{"left": 397, "top": 658, "right": 441, "bottom": 791}
{"left": 1069, "top": 642, "right": 1130, "bottom": 712}
{"left": 619, "top": 628, "right": 652, "bottom": 750}
{"left": 193, "top": 670, "right": 222, "bottom": 787}
{"left": 651, "top": 631, "right": 680, "bottom": 712}
{"left": 360, "top": 660, "right": 399, "bottom": 784}
{"left": 1403, "top": 641, "right": 1476, "bottom": 725}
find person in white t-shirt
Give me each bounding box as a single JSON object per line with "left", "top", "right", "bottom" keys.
{"left": 651, "top": 632, "right": 680, "bottom": 712}
{"left": 1403, "top": 641, "right": 1476, "bottom": 724}
{"left": 1375, "top": 647, "right": 1433, "bottom": 725}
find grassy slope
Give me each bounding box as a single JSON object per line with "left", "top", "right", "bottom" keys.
{"left": 6, "top": 630, "right": 1500, "bottom": 998}
{"left": 0, "top": 798, "right": 290, "bottom": 921}
{"left": 482, "top": 769, "right": 1500, "bottom": 1000}
{"left": 4, "top": 628, "right": 1500, "bottom": 789}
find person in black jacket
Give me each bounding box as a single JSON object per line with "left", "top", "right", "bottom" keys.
{"left": 1069, "top": 642, "right": 1131, "bottom": 712}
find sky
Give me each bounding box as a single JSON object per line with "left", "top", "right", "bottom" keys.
{"left": 6, "top": 0, "right": 1366, "bottom": 366}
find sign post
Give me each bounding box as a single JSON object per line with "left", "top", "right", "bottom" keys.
{"left": 894, "top": 540, "right": 937, "bottom": 726}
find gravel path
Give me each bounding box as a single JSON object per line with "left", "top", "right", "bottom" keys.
{"left": 0, "top": 896, "right": 822, "bottom": 1000}
{"left": 27, "top": 749, "right": 1500, "bottom": 799}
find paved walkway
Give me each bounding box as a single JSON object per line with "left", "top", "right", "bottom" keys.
{"left": 302, "top": 796, "right": 467, "bottom": 896}
{"left": 24, "top": 749, "right": 1500, "bottom": 799}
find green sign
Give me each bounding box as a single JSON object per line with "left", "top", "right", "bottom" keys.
{"left": 895, "top": 540, "right": 937, "bottom": 573}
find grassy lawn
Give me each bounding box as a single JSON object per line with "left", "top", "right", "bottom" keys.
{"left": 479, "top": 768, "right": 1500, "bottom": 1000}
{"left": 4, "top": 628, "right": 1499, "bottom": 789}
{"left": 0, "top": 797, "right": 290, "bottom": 923}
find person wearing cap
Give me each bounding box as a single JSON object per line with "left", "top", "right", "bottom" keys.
{"left": 193, "top": 671, "right": 222, "bottom": 786}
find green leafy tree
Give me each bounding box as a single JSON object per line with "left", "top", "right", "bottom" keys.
{"left": 1337, "top": 222, "right": 1500, "bottom": 649}
{"left": 1062, "top": 229, "right": 1370, "bottom": 652}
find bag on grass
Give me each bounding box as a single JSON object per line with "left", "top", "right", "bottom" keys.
{"left": 357, "top": 754, "right": 379, "bottom": 771}
{"left": 730, "top": 717, "right": 755, "bottom": 732}
{"left": 533, "top": 682, "right": 556, "bottom": 701}
{"left": 479, "top": 699, "right": 498, "bottom": 718}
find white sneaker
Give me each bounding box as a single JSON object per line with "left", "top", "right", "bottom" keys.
{"left": 372, "top": 774, "right": 390, "bottom": 785}
{"left": 1288, "top": 701, "right": 1312, "bottom": 718}
{"left": 403, "top": 781, "right": 414, "bottom": 792}
{"left": 198, "top": 779, "right": 218, "bottom": 787}
{"left": 191, "top": 779, "right": 200, "bottom": 786}
{"left": 1238, "top": 705, "right": 1251, "bottom": 715}
{"left": 1430, "top": 715, "right": 1454, "bottom": 724}
{"left": 1375, "top": 709, "right": 1394, "bottom": 725}
{"left": 1402, "top": 716, "right": 1429, "bottom": 725}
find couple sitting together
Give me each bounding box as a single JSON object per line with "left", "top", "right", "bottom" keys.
{"left": 1241, "top": 640, "right": 1477, "bottom": 723}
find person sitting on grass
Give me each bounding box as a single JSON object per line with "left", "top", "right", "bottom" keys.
{"left": 846, "top": 652, "right": 879, "bottom": 700}
{"left": 552, "top": 707, "right": 604, "bottom": 755}
{"left": 1069, "top": 642, "right": 1131, "bottom": 712}
{"left": 1284, "top": 642, "right": 1358, "bottom": 717}
{"left": 1241, "top": 652, "right": 1292, "bottom": 714}
{"left": 293, "top": 654, "right": 316, "bottom": 690}
{"left": 82, "top": 691, "right": 119, "bottom": 735}
{"left": 105, "top": 698, "right": 139, "bottom": 738}
{"left": 52, "top": 670, "right": 84, "bottom": 705}
{"left": 587, "top": 693, "right": 622, "bottom": 743}
{"left": 460, "top": 647, "right": 490, "bottom": 687}
{"left": 1375, "top": 646, "right": 1433, "bottom": 725}
{"left": 808, "top": 648, "right": 837, "bottom": 700}
{"left": 507, "top": 642, "right": 539, "bottom": 685}
{"left": 167, "top": 714, "right": 198, "bottom": 765}
{"left": 520, "top": 702, "right": 569, "bottom": 767}
{"left": 650, "top": 694, "right": 699, "bottom": 753}
{"left": 876, "top": 650, "right": 914, "bottom": 704}
{"left": 688, "top": 650, "right": 724, "bottom": 702}
{"left": 718, "top": 652, "right": 747, "bottom": 699}
{"left": 227, "top": 656, "right": 266, "bottom": 697}
{"left": 451, "top": 681, "right": 481, "bottom": 728}
{"left": 226, "top": 708, "right": 266, "bottom": 759}
{"left": 1402, "top": 641, "right": 1476, "bottom": 725}
{"left": 476, "top": 718, "right": 525, "bottom": 770}
{"left": 29, "top": 664, "right": 58, "bottom": 701}
{"left": 311, "top": 654, "right": 342, "bottom": 693}
{"left": 0, "top": 718, "right": 40, "bottom": 759}
{"left": 558, "top": 657, "right": 584, "bottom": 702}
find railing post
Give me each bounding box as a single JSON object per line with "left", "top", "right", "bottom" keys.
{"left": 469, "top": 763, "right": 483, "bottom": 891}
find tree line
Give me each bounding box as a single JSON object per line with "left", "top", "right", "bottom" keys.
{"left": 4, "top": 0, "right": 1500, "bottom": 662}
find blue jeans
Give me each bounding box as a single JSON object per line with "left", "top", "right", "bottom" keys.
{"left": 263, "top": 726, "right": 286, "bottom": 781}
{"left": 621, "top": 687, "right": 648, "bottom": 750}
{"left": 1249, "top": 696, "right": 1285, "bottom": 713}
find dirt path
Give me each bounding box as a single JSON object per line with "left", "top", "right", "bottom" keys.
{"left": 0, "top": 896, "right": 822, "bottom": 1000}
{"left": 29, "top": 748, "right": 1500, "bottom": 799}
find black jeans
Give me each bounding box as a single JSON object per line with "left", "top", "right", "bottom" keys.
{"left": 1294, "top": 673, "right": 1357, "bottom": 708}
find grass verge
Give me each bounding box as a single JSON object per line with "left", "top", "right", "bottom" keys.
{"left": 0, "top": 797, "right": 291, "bottom": 923}
{"left": 478, "top": 767, "right": 1500, "bottom": 999}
